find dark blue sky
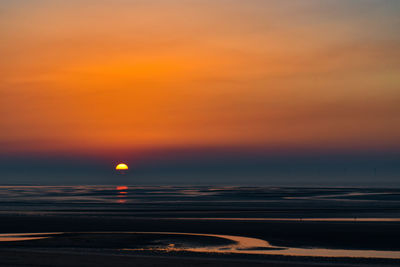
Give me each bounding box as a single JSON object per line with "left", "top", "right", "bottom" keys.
{"left": 1, "top": 147, "right": 399, "bottom": 186}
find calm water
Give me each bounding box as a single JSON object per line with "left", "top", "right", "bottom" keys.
{"left": 0, "top": 185, "right": 400, "bottom": 219}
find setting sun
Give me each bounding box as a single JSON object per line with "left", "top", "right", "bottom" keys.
{"left": 115, "top": 163, "right": 129, "bottom": 170}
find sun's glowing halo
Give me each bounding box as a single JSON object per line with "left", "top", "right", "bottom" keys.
{"left": 115, "top": 163, "right": 128, "bottom": 170}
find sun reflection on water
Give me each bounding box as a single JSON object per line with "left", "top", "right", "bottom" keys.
{"left": 116, "top": 186, "right": 128, "bottom": 204}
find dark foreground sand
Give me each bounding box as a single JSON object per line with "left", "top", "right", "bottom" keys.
{"left": 0, "top": 214, "right": 400, "bottom": 266}
{"left": 0, "top": 248, "right": 399, "bottom": 267}
{"left": 0, "top": 250, "right": 360, "bottom": 267}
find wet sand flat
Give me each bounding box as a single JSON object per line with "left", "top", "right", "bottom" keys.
{"left": 1, "top": 214, "right": 400, "bottom": 251}
{"left": 1, "top": 186, "right": 400, "bottom": 266}
{"left": 0, "top": 215, "right": 400, "bottom": 266}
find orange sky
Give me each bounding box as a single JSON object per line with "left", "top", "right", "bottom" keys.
{"left": 1, "top": 1, "right": 399, "bottom": 155}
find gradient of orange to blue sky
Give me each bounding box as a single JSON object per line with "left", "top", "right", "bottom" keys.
{"left": 0, "top": 1, "right": 399, "bottom": 184}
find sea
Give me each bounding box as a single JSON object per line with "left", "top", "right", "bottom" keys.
{"left": 1, "top": 185, "right": 400, "bottom": 220}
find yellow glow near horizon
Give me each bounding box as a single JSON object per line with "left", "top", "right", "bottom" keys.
{"left": 115, "top": 163, "right": 129, "bottom": 170}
